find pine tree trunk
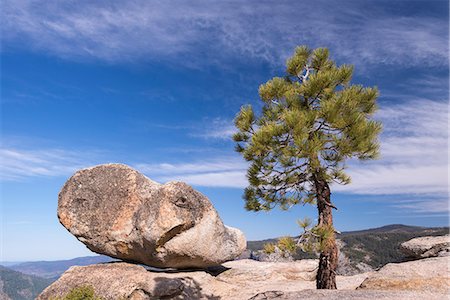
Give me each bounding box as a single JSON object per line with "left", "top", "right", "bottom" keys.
{"left": 314, "top": 175, "right": 338, "bottom": 289}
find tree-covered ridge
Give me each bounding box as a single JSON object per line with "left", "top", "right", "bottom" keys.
{"left": 246, "top": 225, "right": 449, "bottom": 268}
{"left": 340, "top": 227, "right": 449, "bottom": 268}
{"left": 0, "top": 265, "right": 53, "bottom": 300}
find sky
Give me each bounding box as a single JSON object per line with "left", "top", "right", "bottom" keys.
{"left": 0, "top": 0, "right": 449, "bottom": 261}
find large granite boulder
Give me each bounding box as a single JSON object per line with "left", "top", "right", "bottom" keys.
{"left": 38, "top": 259, "right": 370, "bottom": 299}
{"left": 37, "top": 262, "right": 225, "bottom": 300}
{"left": 400, "top": 235, "right": 450, "bottom": 259}
{"left": 58, "top": 164, "right": 246, "bottom": 269}
{"left": 358, "top": 256, "right": 450, "bottom": 295}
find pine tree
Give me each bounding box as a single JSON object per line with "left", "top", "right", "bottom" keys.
{"left": 233, "top": 45, "right": 381, "bottom": 289}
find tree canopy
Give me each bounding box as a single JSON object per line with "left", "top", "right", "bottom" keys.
{"left": 234, "top": 45, "right": 382, "bottom": 212}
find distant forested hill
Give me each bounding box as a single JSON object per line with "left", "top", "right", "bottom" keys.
{"left": 6, "top": 255, "right": 115, "bottom": 280}
{"left": 338, "top": 225, "right": 448, "bottom": 268}
{"left": 247, "top": 224, "right": 449, "bottom": 267}
{"left": 0, "top": 266, "right": 53, "bottom": 300}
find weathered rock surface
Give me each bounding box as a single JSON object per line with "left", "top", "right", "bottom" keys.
{"left": 358, "top": 256, "right": 450, "bottom": 295}
{"left": 38, "top": 259, "right": 370, "bottom": 299}
{"left": 249, "top": 290, "right": 448, "bottom": 300}
{"left": 400, "top": 235, "right": 450, "bottom": 259}
{"left": 42, "top": 257, "right": 449, "bottom": 299}
{"left": 58, "top": 164, "right": 246, "bottom": 268}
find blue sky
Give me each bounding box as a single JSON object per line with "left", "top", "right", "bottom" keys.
{"left": 1, "top": 0, "right": 448, "bottom": 261}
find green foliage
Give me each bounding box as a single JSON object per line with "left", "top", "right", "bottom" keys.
{"left": 51, "top": 285, "right": 103, "bottom": 300}
{"left": 277, "top": 236, "right": 297, "bottom": 253}
{"left": 263, "top": 237, "right": 297, "bottom": 255}
{"left": 295, "top": 219, "right": 335, "bottom": 253}
{"left": 313, "top": 224, "right": 335, "bottom": 252}
{"left": 234, "top": 45, "right": 381, "bottom": 211}
{"left": 263, "top": 242, "right": 276, "bottom": 254}
{"left": 297, "top": 217, "right": 312, "bottom": 230}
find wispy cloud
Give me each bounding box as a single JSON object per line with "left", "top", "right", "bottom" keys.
{"left": 0, "top": 148, "right": 94, "bottom": 181}
{"left": 392, "top": 198, "right": 449, "bottom": 214}
{"left": 1, "top": 1, "right": 447, "bottom": 67}
{"left": 135, "top": 157, "right": 247, "bottom": 187}
{"left": 335, "top": 99, "right": 448, "bottom": 195}
{"left": 2, "top": 98, "right": 447, "bottom": 197}
{"left": 190, "top": 118, "right": 236, "bottom": 140}
{"left": 136, "top": 99, "right": 448, "bottom": 197}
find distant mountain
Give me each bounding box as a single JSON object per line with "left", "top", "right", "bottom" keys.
{"left": 0, "top": 262, "right": 24, "bottom": 267}
{"left": 0, "top": 266, "right": 53, "bottom": 300}
{"left": 338, "top": 224, "right": 433, "bottom": 236}
{"left": 6, "top": 255, "right": 115, "bottom": 280}
{"left": 247, "top": 224, "right": 449, "bottom": 269}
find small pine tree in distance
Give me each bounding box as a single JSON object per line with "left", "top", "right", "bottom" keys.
{"left": 234, "top": 45, "right": 381, "bottom": 289}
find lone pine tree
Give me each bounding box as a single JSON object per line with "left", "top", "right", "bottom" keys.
{"left": 233, "top": 46, "right": 381, "bottom": 289}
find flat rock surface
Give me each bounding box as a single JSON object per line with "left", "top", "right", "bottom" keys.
{"left": 58, "top": 164, "right": 246, "bottom": 268}
{"left": 400, "top": 235, "right": 450, "bottom": 259}
{"left": 38, "top": 259, "right": 370, "bottom": 299}
{"left": 249, "top": 290, "right": 449, "bottom": 300}
{"left": 358, "top": 256, "right": 450, "bottom": 294}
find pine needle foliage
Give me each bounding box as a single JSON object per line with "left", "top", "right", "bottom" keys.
{"left": 277, "top": 236, "right": 297, "bottom": 253}
{"left": 51, "top": 285, "right": 103, "bottom": 300}
{"left": 263, "top": 242, "right": 276, "bottom": 254}
{"left": 234, "top": 45, "right": 381, "bottom": 212}
{"left": 296, "top": 218, "right": 335, "bottom": 254}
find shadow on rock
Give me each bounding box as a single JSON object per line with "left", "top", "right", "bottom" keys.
{"left": 141, "top": 264, "right": 230, "bottom": 277}
{"left": 152, "top": 277, "right": 221, "bottom": 299}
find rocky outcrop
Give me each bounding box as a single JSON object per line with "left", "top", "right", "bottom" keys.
{"left": 37, "top": 262, "right": 224, "bottom": 300}
{"left": 39, "top": 253, "right": 450, "bottom": 299}
{"left": 400, "top": 235, "right": 450, "bottom": 259}
{"left": 358, "top": 256, "right": 450, "bottom": 295}
{"left": 58, "top": 164, "right": 246, "bottom": 269}
{"left": 249, "top": 290, "right": 448, "bottom": 300}
{"left": 38, "top": 259, "right": 370, "bottom": 299}
{"left": 336, "top": 239, "right": 374, "bottom": 276}
{"left": 252, "top": 247, "right": 294, "bottom": 262}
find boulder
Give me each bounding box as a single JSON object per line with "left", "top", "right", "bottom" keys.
{"left": 400, "top": 235, "right": 450, "bottom": 259}
{"left": 58, "top": 164, "right": 246, "bottom": 269}
{"left": 38, "top": 259, "right": 370, "bottom": 300}
{"left": 37, "top": 262, "right": 226, "bottom": 300}
{"left": 358, "top": 256, "right": 450, "bottom": 294}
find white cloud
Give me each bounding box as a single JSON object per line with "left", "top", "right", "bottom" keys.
{"left": 135, "top": 157, "right": 247, "bottom": 187}
{"left": 0, "top": 148, "right": 93, "bottom": 180}
{"left": 137, "top": 99, "right": 449, "bottom": 198}
{"left": 2, "top": 99, "right": 447, "bottom": 198}
{"left": 1, "top": 1, "right": 447, "bottom": 67}
{"left": 335, "top": 99, "right": 448, "bottom": 195}
{"left": 136, "top": 158, "right": 246, "bottom": 176}
{"left": 160, "top": 171, "right": 246, "bottom": 188}
{"left": 392, "top": 198, "right": 449, "bottom": 214}
{"left": 190, "top": 118, "right": 236, "bottom": 140}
